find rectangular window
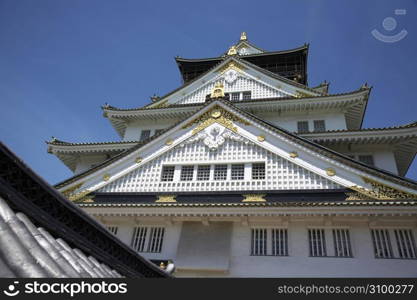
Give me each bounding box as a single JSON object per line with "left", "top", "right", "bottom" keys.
{"left": 180, "top": 165, "right": 194, "bottom": 181}
{"left": 313, "top": 120, "right": 326, "bottom": 132}
{"left": 147, "top": 227, "right": 165, "bottom": 253}
{"left": 272, "top": 229, "right": 289, "bottom": 256}
{"left": 358, "top": 155, "right": 375, "bottom": 166}
{"left": 131, "top": 227, "right": 148, "bottom": 252}
{"left": 371, "top": 229, "right": 393, "bottom": 258}
{"left": 332, "top": 229, "right": 352, "bottom": 257}
{"left": 139, "top": 130, "right": 151, "bottom": 141}
{"left": 231, "top": 164, "right": 244, "bottom": 180}
{"left": 297, "top": 121, "right": 309, "bottom": 133}
{"left": 252, "top": 163, "right": 265, "bottom": 180}
{"left": 242, "top": 91, "right": 252, "bottom": 100}
{"left": 131, "top": 227, "right": 165, "bottom": 253}
{"left": 214, "top": 164, "right": 227, "bottom": 181}
{"left": 251, "top": 228, "right": 267, "bottom": 256}
{"left": 308, "top": 229, "right": 327, "bottom": 257}
{"left": 107, "top": 226, "right": 118, "bottom": 235}
{"left": 231, "top": 92, "right": 240, "bottom": 101}
{"left": 394, "top": 229, "right": 417, "bottom": 259}
{"left": 161, "top": 166, "right": 175, "bottom": 182}
{"left": 196, "top": 165, "right": 210, "bottom": 181}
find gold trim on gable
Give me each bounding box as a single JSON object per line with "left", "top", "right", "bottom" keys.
{"left": 242, "top": 194, "right": 267, "bottom": 202}
{"left": 155, "top": 195, "right": 177, "bottom": 203}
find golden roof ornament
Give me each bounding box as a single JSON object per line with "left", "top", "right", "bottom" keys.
{"left": 240, "top": 32, "right": 247, "bottom": 41}
{"left": 210, "top": 82, "right": 225, "bottom": 98}
{"left": 227, "top": 45, "right": 237, "bottom": 56}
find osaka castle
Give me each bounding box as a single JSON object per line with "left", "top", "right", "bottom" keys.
{"left": 47, "top": 32, "right": 417, "bottom": 277}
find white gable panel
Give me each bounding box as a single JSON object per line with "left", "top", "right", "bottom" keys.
{"left": 98, "top": 130, "right": 341, "bottom": 193}
{"left": 176, "top": 75, "right": 289, "bottom": 105}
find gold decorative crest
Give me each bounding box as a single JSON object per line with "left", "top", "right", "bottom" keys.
{"left": 61, "top": 182, "right": 84, "bottom": 198}
{"left": 183, "top": 106, "right": 250, "bottom": 135}
{"left": 165, "top": 139, "right": 173, "bottom": 146}
{"left": 103, "top": 173, "right": 111, "bottom": 181}
{"left": 242, "top": 194, "right": 267, "bottom": 202}
{"left": 257, "top": 135, "right": 265, "bottom": 142}
{"left": 68, "top": 189, "right": 92, "bottom": 202}
{"left": 135, "top": 156, "right": 143, "bottom": 164}
{"left": 350, "top": 177, "right": 417, "bottom": 200}
{"left": 210, "top": 82, "right": 225, "bottom": 99}
{"left": 289, "top": 151, "right": 298, "bottom": 158}
{"left": 227, "top": 45, "right": 237, "bottom": 56}
{"left": 155, "top": 195, "right": 177, "bottom": 203}
{"left": 217, "top": 61, "right": 246, "bottom": 74}
{"left": 240, "top": 32, "right": 247, "bottom": 41}
{"left": 326, "top": 168, "right": 336, "bottom": 176}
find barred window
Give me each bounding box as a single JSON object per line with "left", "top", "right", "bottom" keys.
{"left": 231, "top": 92, "right": 240, "bottom": 101}
{"left": 197, "top": 165, "right": 210, "bottom": 181}
{"left": 131, "top": 226, "right": 165, "bottom": 253}
{"left": 358, "top": 155, "right": 375, "bottom": 166}
{"left": 251, "top": 228, "right": 267, "bottom": 256}
{"left": 333, "top": 229, "right": 352, "bottom": 257}
{"left": 272, "top": 229, "right": 289, "bottom": 256}
{"left": 394, "top": 229, "right": 417, "bottom": 259}
{"left": 371, "top": 229, "right": 393, "bottom": 258}
{"left": 231, "top": 164, "right": 244, "bottom": 180}
{"left": 251, "top": 228, "right": 289, "bottom": 256}
{"left": 180, "top": 165, "right": 194, "bottom": 181}
{"left": 252, "top": 163, "right": 265, "bottom": 180}
{"left": 161, "top": 166, "right": 175, "bottom": 182}
{"left": 214, "top": 164, "right": 227, "bottom": 181}
{"left": 242, "top": 91, "right": 252, "bottom": 100}
{"left": 308, "top": 229, "right": 327, "bottom": 257}
{"left": 107, "top": 226, "right": 118, "bottom": 235}
{"left": 313, "top": 120, "right": 326, "bottom": 132}
{"left": 297, "top": 121, "right": 309, "bottom": 133}
{"left": 139, "top": 130, "right": 151, "bottom": 141}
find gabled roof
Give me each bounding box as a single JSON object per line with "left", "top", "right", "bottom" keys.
{"left": 55, "top": 99, "right": 417, "bottom": 202}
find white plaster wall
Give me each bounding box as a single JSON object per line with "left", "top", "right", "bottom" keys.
{"left": 97, "top": 215, "right": 417, "bottom": 278}
{"left": 259, "top": 111, "right": 347, "bottom": 132}
{"left": 123, "top": 119, "right": 176, "bottom": 141}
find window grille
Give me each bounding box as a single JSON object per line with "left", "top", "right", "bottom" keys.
{"left": 231, "top": 164, "right": 244, "bottom": 180}
{"left": 242, "top": 91, "right": 252, "bottom": 100}
{"left": 180, "top": 165, "right": 194, "bottom": 181}
{"left": 308, "top": 229, "right": 327, "bottom": 257}
{"left": 313, "top": 120, "right": 326, "bottom": 132}
{"left": 394, "top": 229, "right": 417, "bottom": 259}
{"left": 272, "top": 229, "right": 289, "bottom": 256}
{"left": 251, "top": 228, "right": 267, "bottom": 256}
{"left": 161, "top": 166, "right": 175, "bottom": 182}
{"left": 332, "top": 229, "right": 352, "bottom": 257}
{"left": 371, "top": 229, "right": 393, "bottom": 258}
{"left": 231, "top": 92, "right": 240, "bottom": 101}
{"left": 358, "top": 155, "right": 375, "bottom": 166}
{"left": 297, "top": 121, "right": 309, "bottom": 133}
{"left": 214, "top": 164, "right": 227, "bottom": 181}
{"left": 139, "top": 130, "right": 151, "bottom": 141}
{"left": 252, "top": 163, "right": 265, "bottom": 180}
{"left": 107, "top": 226, "right": 118, "bottom": 235}
{"left": 131, "top": 227, "right": 148, "bottom": 252}
{"left": 196, "top": 165, "right": 210, "bottom": 181}
{"left": 131, "top": 226, "right": 165, "bottom": 253}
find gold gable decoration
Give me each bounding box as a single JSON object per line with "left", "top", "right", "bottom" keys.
{"left": 242, "top": 194, "right": 267, "bottom": 202}
{"left": 182, "top": 106, "right": 250, "bottom": 135}
{"left": 155, "top": 195, "right": 177, "bottom": 203}
{"left": 349, "top": 177, "right": 417, "bottom": 200}
{"left": 210, "top": 82, "right": 225, "bottom": 99}
{"left": 218, "top": 61, "right": 246, "bottom": 74}
{"left": 61, "top": 182, "right": 84, "bottom": 199}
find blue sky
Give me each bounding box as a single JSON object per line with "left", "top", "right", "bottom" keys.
{"left": 0, "top": 0, "right": 416, "bottom": 184}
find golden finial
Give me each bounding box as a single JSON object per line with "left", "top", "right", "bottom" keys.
{"left": 159, "top": 262, "right": 166, "bottom": 269}
{"left": 227, "top": 45, "right": 237, "bottom": 56}
{"left": 240, "top": 32, "right": 247, "bottom": 41}
{"left": 210, "top": 82, "right": 225, "bottom": 98}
